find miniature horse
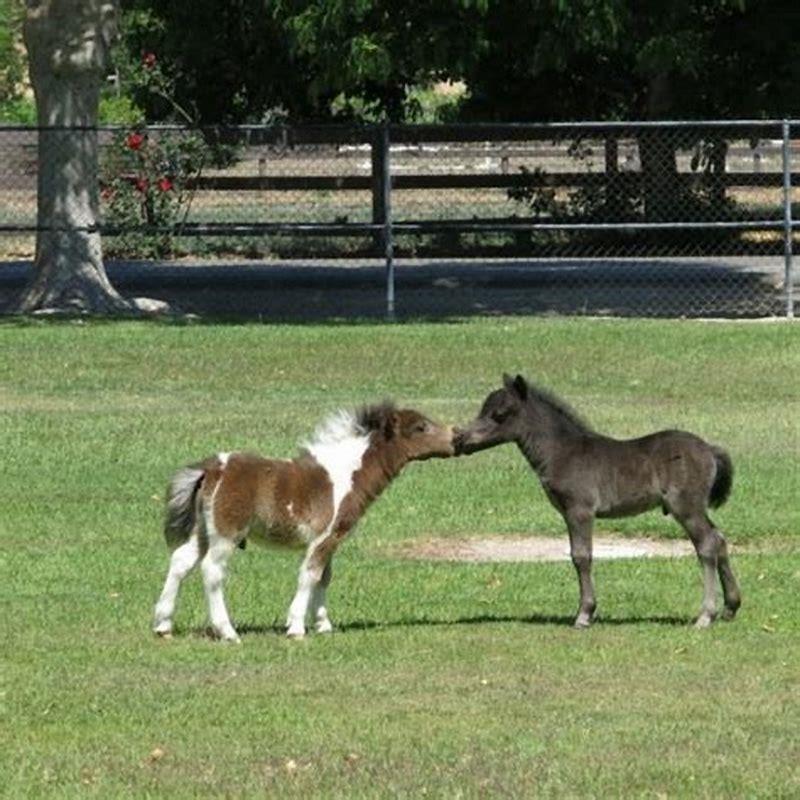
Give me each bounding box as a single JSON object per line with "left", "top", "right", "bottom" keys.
{"left": 153, "top": 403, "right": 454, "bottom": 641}
{"left": 455, "top": 374, "right": 741, "bottom": 629}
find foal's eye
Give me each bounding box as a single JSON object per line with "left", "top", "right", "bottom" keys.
{"left": 413, "top": 421, "right": 429, "bottom": 434}
{"left": 492, "top": 409, "right": 511, "bottom": 423}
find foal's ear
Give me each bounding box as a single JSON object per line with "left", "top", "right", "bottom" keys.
{"left": 503, "top": 373, "right": 528, "bottom": 400}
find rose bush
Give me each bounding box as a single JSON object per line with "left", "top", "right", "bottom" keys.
{"left": 100, "top": 125, "right": 207, "bottom": 258}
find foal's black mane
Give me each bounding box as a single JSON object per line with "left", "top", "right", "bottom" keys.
{"left": 520, "top": 379, "right": 594, "bottom": 434}
{"left": 356, "top": 401, "right": 397, "bottom": 433}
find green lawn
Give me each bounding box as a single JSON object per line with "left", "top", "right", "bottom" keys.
{"left": 1, "top": 318, "right": 799, "bottom": 798}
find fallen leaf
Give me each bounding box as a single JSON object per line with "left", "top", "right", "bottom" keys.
{"left": 147, "top": 747, "right": 166, "bottom": 763}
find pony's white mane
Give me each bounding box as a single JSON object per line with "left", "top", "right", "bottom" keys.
{"left": 302, "top": 409, "right": 372, "bottom": 521}
{"left": 303, "top": 409, "right": 367, "bottom": 451}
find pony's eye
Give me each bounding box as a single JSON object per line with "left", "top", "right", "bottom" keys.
{"left": 414, "top": 421, "right": 429, "bottom": 434}
{"left": 492, "top": 409, "right": 510, "bottom": 423}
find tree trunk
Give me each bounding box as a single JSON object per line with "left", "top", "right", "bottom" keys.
{"left": 639, "top": 72, "right": 682, "bottom": 222}
{"left": 17, "top": 0, "right": 132, "bottom": 314}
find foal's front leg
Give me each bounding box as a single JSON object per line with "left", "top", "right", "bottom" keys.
{"left": 310, "top": 562, "right": 334, "bottom": 634}
{"left": 564, "top": 507, "right": 597, "bottom": 629}
{"left": 286, "top": 541, "right": 334, "bottom": 638}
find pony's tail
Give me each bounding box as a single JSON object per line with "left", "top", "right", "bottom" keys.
{"left": 164, "top": 463, "right": 206, "bottom": 549}
{"left": 709, "top": 446, "right": 734, "bottom": 509}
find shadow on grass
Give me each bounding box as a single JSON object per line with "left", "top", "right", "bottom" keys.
{"left": 202, "top": 611, "right": 692, "bottom": 639}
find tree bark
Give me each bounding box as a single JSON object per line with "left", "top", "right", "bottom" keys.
{"left": 17, "top": 0, "right": 132, "bottom": 314}
{"left": 640, "top": 71, "right": 682, "bottom": 222}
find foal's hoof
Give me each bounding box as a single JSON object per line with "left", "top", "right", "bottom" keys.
{"left": 693, "top": 614, "right": 715, "bottom": 630}
{"left": 155, "top": 630, "right": 173, "bottom": 640}
{"left": 286, "top": 631, "right": 306, "bottom": 641}
{"left": 573, "top": 613, "right": 593, "bottom": 630}
{"left": 721, "top": 606, "right": 739, "bottom": 622}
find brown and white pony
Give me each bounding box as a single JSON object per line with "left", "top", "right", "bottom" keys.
{"left": 153, "top": 403, "right": 455, "bottom": 641}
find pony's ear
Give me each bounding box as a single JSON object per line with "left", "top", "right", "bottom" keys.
{"left": 502, "top": 373, "right": 514, "bottom": 389}
{"left": 512, "top": 374, "right": 528, "bottom": 400}
{"left": 384, "top": 411, "right": 400, "bottom": 440}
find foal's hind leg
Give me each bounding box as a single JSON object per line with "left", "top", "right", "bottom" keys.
{"left": 564, "top": 507, "right": 597, "bottom": 629}
{"left": 673, "top": 510, "right": 722, "bottom": 628}
{"left": 200, "top": 531, "right": 240, "bottom": 643}
{"left": 712, "top": 521, "right": 741, "bottom": 620}
{"left": 153, "top": 533, "right": 202, "bottom": 637}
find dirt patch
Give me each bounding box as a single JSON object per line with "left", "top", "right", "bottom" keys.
{"left": 396, "top": 535, "right": 695, "bottom": 563}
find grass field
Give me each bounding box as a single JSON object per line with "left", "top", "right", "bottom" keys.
{"left": 1, "top": 317, "right": 799, "bottom": 798}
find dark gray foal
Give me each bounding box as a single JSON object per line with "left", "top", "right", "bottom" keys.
{"left": 455, "top": 374, "right": 741, "bottom": 629}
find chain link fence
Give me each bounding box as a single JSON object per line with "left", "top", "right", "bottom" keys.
{"left": 1, "top": 121, "right": 797, "bottom": 318}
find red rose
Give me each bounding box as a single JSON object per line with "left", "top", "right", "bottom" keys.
{"left": 157, "top": 177, "right": 173, "bottom": 192}
{"left": 125, "top": 132, "right": 145, "bottom": 151}
{"left": 100, "top": 186, "right": 114, "bottom": 201}
{"left": 135, "top": 177, "right": 149, "bottom": 193}
{"left": 142, "top": 52, "right": 157, "bottom": 69}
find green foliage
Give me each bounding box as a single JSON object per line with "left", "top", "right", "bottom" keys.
{"left": 112, "top": 1, "right": 800, "bottom": 124}
{"left": 0, "top": 92, "right": 34, "bottom": 122}
{"left": 462, "top": 0, "right": 800, "bottom": 121}
{"left": 0, "top": 0, "right": 23, "bottom": 104}
{"left": 98, "top": 93, "right": 145, "bottom": 125}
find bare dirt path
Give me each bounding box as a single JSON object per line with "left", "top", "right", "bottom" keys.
{"left": 395, "top": 534, "right": 696, "bottom": 563}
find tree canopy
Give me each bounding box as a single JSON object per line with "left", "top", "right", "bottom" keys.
{"left": 4, "top": 0, "right": 798, "bottom": 123}
{"left": 110, "top": 0, "right": 800, "bottom": 124}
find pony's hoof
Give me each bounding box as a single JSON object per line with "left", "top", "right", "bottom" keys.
{"left": 315, "top": 621, "right": 334, "bottom": 635}
{"left": 286, "top": 631, "right": 306, "bottom": 640}
{"left": 573, "top": 615, "right": 593, "bottom": 630}
{"left": 721, "top": 606, "right": 738, "bottom": 621}
{"left": 693, "top": 614, "right": 714, "bottom": 629}
{"left": 155, "top": 630, "right": 173, "bottom": 640}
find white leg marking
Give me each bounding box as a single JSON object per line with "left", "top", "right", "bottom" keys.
{"left": 153, "top": 534, "right": 201, "bottom": 635}
{"left": 292, "top": 412, "right": 369, "bottom": 636}
{"left": 311, "top": 585, "right": 333, "bottom": 634}
{"left": 286, "top": 557, "right": 316, "bottom": 638}
{"left": 201, "top": 504, "right": 240, "bottom": 643}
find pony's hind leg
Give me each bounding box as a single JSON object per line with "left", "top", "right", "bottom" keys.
{"left": 153, "top": 533, "right": 202, "bottom": 637}
{"left": 673, "top": 509, "right": 721, "bottom": 628}
{"left": 200, "top": 531, "right": 241, "bottom": 643}
{"left": 713, "top": 522, "right": 741, "bottom": 620}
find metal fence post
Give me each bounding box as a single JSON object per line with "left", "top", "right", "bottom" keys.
{"left": 782, "top": 119, "right": 794, "bottom": 318}
{"left": 381, "top": 123, "right": 395, "bottom": 320}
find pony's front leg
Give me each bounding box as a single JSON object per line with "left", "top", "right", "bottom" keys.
{"left": 286, "top": 559, "right": 315, "bottom": 638}
{"left": 564, "top": 506, "right": 597, "bottom": 629}
{"left": 287, "top": 537, "right": 340, "bottom": 638}
{"left": 310, "top": 562, "right": 334, "bottom": 634}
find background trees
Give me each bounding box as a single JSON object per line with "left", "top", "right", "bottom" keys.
{"left": 4, "top": 1, "right": 798, "bottom": 125}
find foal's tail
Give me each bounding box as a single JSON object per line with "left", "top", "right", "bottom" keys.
{"left": 709, "top": 446, "right": 734, "bottom": 509}
{"left": 164, "top": 463, "right": 207, "bottom": 549}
